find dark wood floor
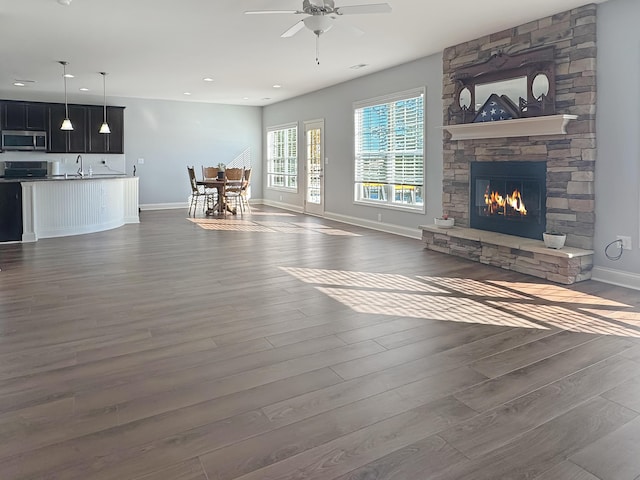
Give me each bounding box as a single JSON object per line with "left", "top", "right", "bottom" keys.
{"left": 1, "top": 206, "right": 639, "bottom": 480}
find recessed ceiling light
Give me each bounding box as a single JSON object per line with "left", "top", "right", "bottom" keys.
{"left": 350, "top": 64, "right": 368, "bottom": 70}
{"left": 13, "top": 82, "right": 25, "bottom": 87}
{"left": 203, "top": 77, "right": 214, "bottom": 82}
{"left": 79, "top": 87, "right": 89, "bottom": 91}
{"left": 57, "top": 0, "right": 72, "bottom": 5}
{"left": 272, "top": 84, "right": 282, "bottom": 89}
{"left": 262, "top": 97, "right": 271, "bottom": 101}
{"left": 242, "top": 97, "right": 249, "bottom": 100}
{"left": 183, "top": 92, "right": 192, "bottom": 96}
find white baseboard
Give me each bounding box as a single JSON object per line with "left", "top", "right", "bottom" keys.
{"left": 139, "top": 202, "right": 186, "bottom": 211}
{"left": 591, "top": 266, "right": 640, "bottom": 291}
{"left": 260, "top": 199, "right": 304, "bottom": 213}
{"left": 140, "top": 199, "right": 267, "bottom": 212}
{"left": 324, "top": 212, "right": 422, "bottom": 239}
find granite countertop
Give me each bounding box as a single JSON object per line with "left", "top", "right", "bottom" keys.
{"left": 0, "top": 174, "right": 132, "bottom": 183}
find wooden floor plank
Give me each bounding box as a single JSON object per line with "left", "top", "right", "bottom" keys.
{"left": 431, "top": 397, "right": 637, "bottom": 480}
{"left": 221, "top": 398, "right": 477, "bottom": 480}
{"left": 331, "top": 435, "right": 466, "bottom": 480}
{"left": 570, "top": 416, "right": 640, "bottom": 480}
{"left": 533, "top": 461, "right": 601, "bottom": 480}
{"left": 0, "top": 368, "right": 342, "bottom": 477}
{"left": 200, "top": 367, "right": 485, "bottom": 480}
{"left": 441, "top": 355, "right": 638, "bottom": 459}
{"left": 1, "top": 208, "right": 639, "bottom": 479}
{"left": 454, "top": 336, "right": 634, "bottom": 412}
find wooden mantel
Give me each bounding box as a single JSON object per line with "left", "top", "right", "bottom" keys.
{"left": 442, "top": 114, "right": 578, "bottom": 141}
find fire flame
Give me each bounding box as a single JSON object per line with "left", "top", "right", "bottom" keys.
{"left": 484, "top": 188, "right": 527, "bottom": 215}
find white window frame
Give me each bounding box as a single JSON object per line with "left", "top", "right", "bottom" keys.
{"left": 267, "top": 122, "right": 298, "bottom": 192}
{"left": 353, "top": 88, "right": 425, "bottom": 212}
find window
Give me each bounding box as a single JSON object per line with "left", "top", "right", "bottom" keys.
{"left": 267, "top": 123, "right": 298, "bottom": 191}
{"left": 354, "top": 88, "right": 425, "bottom": 210}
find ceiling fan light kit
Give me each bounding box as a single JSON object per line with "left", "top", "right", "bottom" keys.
{"left": 303, "top": 15, "right": 333, "bottom": 35}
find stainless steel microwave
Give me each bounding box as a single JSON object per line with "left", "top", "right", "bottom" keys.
{"left": 1, "top": 130, "right": 47, "bottom": 151}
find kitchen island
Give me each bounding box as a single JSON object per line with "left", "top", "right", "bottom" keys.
{"left": 13, "top": 175, "right": 139, "bottom": 242}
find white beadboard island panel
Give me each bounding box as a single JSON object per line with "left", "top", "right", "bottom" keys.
{"left": 21, "top": 176, "right": 139, "bottom": 242}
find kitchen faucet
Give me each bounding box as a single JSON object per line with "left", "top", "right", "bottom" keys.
{"left": 76, "top": 155, "right": 84, "bottom": 177}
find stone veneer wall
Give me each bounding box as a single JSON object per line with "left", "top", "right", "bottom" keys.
{"left": 442, "top": 4, "right": 597, "bottom": 250}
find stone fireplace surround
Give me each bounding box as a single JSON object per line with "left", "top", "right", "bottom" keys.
{"left": 421, "top": 4, "right": 597, "bottom": 285}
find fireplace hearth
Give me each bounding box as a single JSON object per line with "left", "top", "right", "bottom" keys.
{"left": 470, "top": 161, "right": 546, "bottom": 240}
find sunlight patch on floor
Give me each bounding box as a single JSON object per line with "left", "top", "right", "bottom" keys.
{"left": 281, "top": 267, "right": 640, "bottom": 338}
{"left": 318, "top": 287, "right": 542, "bottom": 329}
{"left": 419, "top": 276, "right": 530, "bottom": 299}
{"left": 283, "top": 267, "right": 447, "bottom": 293}
{"left": 188, "top": 218, "right": 360, "bottom": 236}
{"left": 490, "top": 301, "right": 640, "bottom": 337}
{"left": 488, "top": 281, "right": 630, "bottom": 307}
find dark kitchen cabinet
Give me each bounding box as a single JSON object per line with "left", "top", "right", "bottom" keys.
{"left": 2, "top": 101, "right": 47, "bottom": 131}
{"left": 87, "top": 106, "right": 124, "bottom": 154}
{"left": 0, "top": 183, "right": 22, "bottom": 242}
{"left": 48, "top": 104, "right": 87, "bottom": 153}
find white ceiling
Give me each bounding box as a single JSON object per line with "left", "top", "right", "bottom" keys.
{"left": 0, "top": 0, "right": 608, "bottom": 107}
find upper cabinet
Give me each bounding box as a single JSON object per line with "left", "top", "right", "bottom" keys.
{"left": 87, "top": 106, "right": 124, "bottom": 154}
{"left": 0, "top": 100, "right": 124, "bottom": 154}
{"left": 2, "top": 101, "right": 47, "bottom": 131}
{"left": 48, "top": 104, "right": 87, "bottom": 153}
{"left": 48, "top": 103, "right": 124, "bottom": 154}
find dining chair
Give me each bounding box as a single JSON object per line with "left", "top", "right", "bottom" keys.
{"left": 239, "top": 167, "right": 252, "bottom": 213}
{"left": 202, "top": 166, "right": 218, "bottom": 179}
{"left": 187, "top": 166, "right": 210, "bottom": 215}
{"left": 201, "top": 166, "right": 219, "bottom": 206}
{"left": 222, "top": 167, "right": 244, "bottom": 215}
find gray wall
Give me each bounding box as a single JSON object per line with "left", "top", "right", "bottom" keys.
{"left": 109, "top": 97, "right": 262, "bottom": 206}
{"left": 596, "top": 0, "right": 640, "bottom": 275}
{"left": 262, "top": 54, "right": 443, "bottom": 232}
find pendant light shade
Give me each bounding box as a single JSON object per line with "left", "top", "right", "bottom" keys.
{"left": 99, "top": 72, "right": 111, "bottom": 134}
{"left": 59, "top": 61, "right": 74, "bottom": 131}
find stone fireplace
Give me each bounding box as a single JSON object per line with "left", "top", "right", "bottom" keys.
{"left": 421, "top": 5, "right": 597, "bottom": 285}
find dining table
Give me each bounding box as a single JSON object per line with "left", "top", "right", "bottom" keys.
{"left": 196, "top": 178, "right": 244, "bottom": 215}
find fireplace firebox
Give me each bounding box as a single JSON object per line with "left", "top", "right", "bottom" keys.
{"left": 470, "top": 161, "right": 546, "bottom": 240}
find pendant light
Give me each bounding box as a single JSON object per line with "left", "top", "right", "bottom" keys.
{"left": 59, "top": 61, "right": 73, "bottom": 131}
{"left": 99, "top": 72, "right": 111, "bottom": 134}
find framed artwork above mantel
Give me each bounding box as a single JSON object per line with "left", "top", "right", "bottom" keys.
{"left": 449, "top": 46, "right": 557, "bottom": 124}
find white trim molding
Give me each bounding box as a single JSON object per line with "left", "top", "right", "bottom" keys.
{"left": 139, "top": 202, "right": 186, "bottom": 211}
{"left": 592, "top": 266, "right": 640, "bottom": 291}
{"left": 443, "top": 114, "right": 578, "bottom": 140}
{"left": 325, "top": 212, "right": 421, "bottom": 239}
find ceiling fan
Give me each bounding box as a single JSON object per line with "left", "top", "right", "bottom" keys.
{"left": 245, "top": 0, "right": 392, "bottom": 38}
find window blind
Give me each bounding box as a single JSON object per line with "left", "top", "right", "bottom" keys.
{"left": 267, "top": 123, "right": 298, "bottom": 191}
{"left": 354, "top": 88, "right": 425, "bottom": 208}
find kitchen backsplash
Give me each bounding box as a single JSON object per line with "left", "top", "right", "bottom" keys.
{"left": 0, "top": 152, "right": 127, "bottom": 176}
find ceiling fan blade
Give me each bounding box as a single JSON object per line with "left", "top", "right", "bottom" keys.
{"left": 281, "top": 20, "right": 306, "bottom": 37}
{"left": 335, "top": 3, "right": 392, "bottom": 15}
{"left": 245, "top": 9, "right": 301, "bottom": 14}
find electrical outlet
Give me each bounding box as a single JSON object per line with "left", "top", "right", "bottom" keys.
{"left": 616, "top": 235, "right": 632, "bottom": 250}
{"left": 279, "top": 195, "right": 283, "bottom": 201}
{"left": 377, "top": 213, "right": 382, "bottom": 222}
{"left": 137, "top": 158, "right": 145, "bottom": 165}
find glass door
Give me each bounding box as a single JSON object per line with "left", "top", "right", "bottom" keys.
{"left": 304, "top": 119, "right": 324, "bottom": 216}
